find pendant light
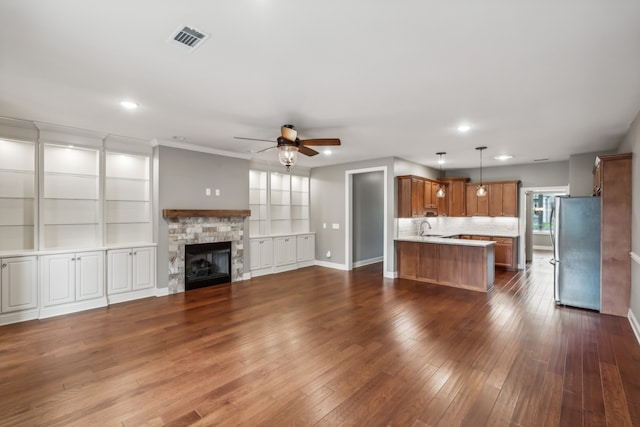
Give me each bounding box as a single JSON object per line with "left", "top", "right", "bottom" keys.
{"left": 476, "top": 146, "right": 487, "bottom": 197}
{"left": 436, "top": 152, "right": 446, "bottom": 198}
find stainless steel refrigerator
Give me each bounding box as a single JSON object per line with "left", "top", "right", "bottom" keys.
{"left": 550, "top": 196, "right": 600, "bottom": 311}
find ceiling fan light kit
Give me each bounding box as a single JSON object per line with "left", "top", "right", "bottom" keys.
{"left": 235, "top": 124, "right": 341, "bottom": 172}
{"left": 278, "top": 144, "right": 298, "bottom": 172}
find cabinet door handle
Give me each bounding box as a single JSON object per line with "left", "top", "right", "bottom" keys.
{"left": 133, "top": 252, "right": 137, "bottom": 255}
{"left": 1, "top": 264, "right": 6, "bottom": 268}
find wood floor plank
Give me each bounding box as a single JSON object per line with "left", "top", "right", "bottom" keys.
{"left": 0, "top": 252, "right": 638, "bottom": 426}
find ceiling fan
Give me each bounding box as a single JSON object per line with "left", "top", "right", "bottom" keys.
{"left": 234, "top": 124, "right": 341, "bottom": 171}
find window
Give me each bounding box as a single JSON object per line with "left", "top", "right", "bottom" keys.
{"left": 532, "top": 193, "right": 564, "bottom": 232}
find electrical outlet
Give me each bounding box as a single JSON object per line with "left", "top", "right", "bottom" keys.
{"left": 205, "top": 188, "right": 211, "bottom": 196}
{"left": 215, "top": 189, "right": 220, "bottom": 196}
{"left": 326, "top": 250, "right": 331, "bottom": 258}
{"left": 323, "top": 223, "right": 327, "bottom": 229}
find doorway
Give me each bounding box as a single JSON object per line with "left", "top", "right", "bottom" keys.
{"left": 351, "top": 171, "right": 384, "bottom": 267}
{"left": 344, "top": 166, "right": 388, "bottom": 275}
{"left": 519, "top": 186, "right": 568, "bottom": 266}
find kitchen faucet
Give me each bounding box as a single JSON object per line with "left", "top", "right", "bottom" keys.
{"left": 419, "top": 220, "right": 432, "bottom": 236}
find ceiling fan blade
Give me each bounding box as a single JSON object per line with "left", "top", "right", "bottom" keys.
{"left": 298, "top": 145, "right": 319, "bottom": 157}
{"left": 299, "top": 138, "right": 341, "bottom": 146}
{"left": 234, "top": 136, "right": 276, "bottom": 143}
{"left": 254, "top": 146, "right": 277, "bottom": 154}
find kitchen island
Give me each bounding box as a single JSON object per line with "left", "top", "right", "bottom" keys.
{"left": 396, "top": 235, "right": 495, "bottom": 292}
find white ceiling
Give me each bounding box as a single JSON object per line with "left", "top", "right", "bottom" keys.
{"left": 1, "top": 1, "right": 639, "bottom": 170}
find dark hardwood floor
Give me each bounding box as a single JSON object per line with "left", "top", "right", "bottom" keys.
{"left": 1, "top": 252, "right": 639, "bottom": 426}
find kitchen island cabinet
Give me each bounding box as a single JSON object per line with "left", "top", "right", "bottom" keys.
{"left": 396, "top": 237, "right": 495, "bottom": 292}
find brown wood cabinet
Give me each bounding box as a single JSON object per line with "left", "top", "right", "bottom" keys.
{"left": 440, "top": 177, "right": 469, "bottom": 216}
{"left": 398, "top": 175, "right": 449, "bottom": 217}
{"left": 397, "top": 175, "right": 426, "bottom": 217}
{"left": 466, "top": 180, "right": 519, "bottom": 217}
{"left": 596, "top": 153, "right": 632, "bottom": 317}
{"left": 465, "top": 184, "right": 489, "bottom": 216}
{"left": 491, "top": 236, "right": 518, "bottom": 271}
{"left": 396, "top": 240, "right": 494, "bottom": 292}
{"left": 488, "top": 181, "right": 519, "bottom": 216}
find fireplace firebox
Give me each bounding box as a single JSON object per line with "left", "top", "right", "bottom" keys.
{"left": 184, "top": 241, "right": 231, "bottom": 290}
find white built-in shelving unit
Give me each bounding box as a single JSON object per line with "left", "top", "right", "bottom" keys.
{"left": 42, "top": 144, "right": 100, "bottom": 249}
{"left": 0, "top": 119, "right": 157, "bottom": 326}
{"left": 291, "top": 175, "right": 309, "bottom": 233}
{"left": 249, "top": 170, "right": 267, "bottom": 236}
{"left": 0, "top": 138, "right": 35, "bottom": 251}
{"left": 105, "top": 152, "right": 152, "bottom": 244}
{"left": 248, "top": 168, "right": 313, "bottom": 276}
{"left": 270, "top": 172, "right": 292, "bottom": 235}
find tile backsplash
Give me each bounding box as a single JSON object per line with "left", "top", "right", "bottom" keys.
{"left": 396, "top": 216, "right": 519, "bottom": 238}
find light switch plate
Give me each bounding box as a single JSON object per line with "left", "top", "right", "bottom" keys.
{"left": 332, "top": 223, "right": 340, "bottom": 229}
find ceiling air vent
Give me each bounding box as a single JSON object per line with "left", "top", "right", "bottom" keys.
{"left": 169, "top": 26, "right": 210, "bottom": 51}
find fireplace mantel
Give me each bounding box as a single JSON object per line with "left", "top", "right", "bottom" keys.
{"left": 163, "top": 209, "right": 251, "bottom": 218}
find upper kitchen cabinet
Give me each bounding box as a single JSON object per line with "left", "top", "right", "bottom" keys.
{"left": 466, "top": 180, "right": 519, "bottom": 217}
{"left": 595, "top": 153, "right": 632, "bottom": 317}
{"left": 440, "top": 177, "right": 469, "bottom": 217}
{"left": 397, "top": 175, "right": 426, "bottom": 217}
{"left": 465, "top": 183, "right": 489, "bottom": 216}
{"left": 423, "top": 178, "right": 440, "bottom": 215}
{"left": 488, "top": 181, "right": 519, "bottom": 217}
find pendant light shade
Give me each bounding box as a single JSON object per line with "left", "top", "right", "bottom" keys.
{"left": 436, "top": 152, "right": 446, "bottom": 198}
{"left": 476, "top": 146, "right": 487, "bottom": 197}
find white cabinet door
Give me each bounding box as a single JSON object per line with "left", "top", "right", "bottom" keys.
{"left": 250, "top": 238, "right": 273, "bottom": 270}
{"left": 75, "top": 251, "right": 104, "bottom": 301}
{"left": 42, "top": 253, "right": 75, "bottom": 306}
{"left": 132, "top": 246, "right": 155, "bottom": 290}
{"left": 284, "top": 237, "right": 296, "bottom": 265}
{"left": 1, "top": 256, "right": 37, "bottom": 313}
{"left": 274, "top": 236, "right": 296, "bottom": 267}
{"left": 296, "top": 234, "right": 315, "bottom": 262}
{"left": 107, "top": 249, "right": 132, "bottom": 294}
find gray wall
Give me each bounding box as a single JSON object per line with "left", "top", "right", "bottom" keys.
{"left": 568, "top": 150, "right": 615, "bottom": 196}
{"left": 394, "top": 158, "right": 438, "bottom": 179}
{"left": 353, "top": 171, "right": 384, "bottom": 263}
{"left": 617, "top": 109, "right": 640, "bottom": 330}
{"left": 310, "top": 157, "right": 396, "bottom": 275}
{"left": 154, "top": 146, "right": 250, "bottom": 288}
{"left": 447, "top": 160, "right": 570, "bottom": 187}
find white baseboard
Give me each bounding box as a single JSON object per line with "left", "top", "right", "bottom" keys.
{"left": 314, "top": 260, "right": 349, "bottom": 270}
{"left": 39, "top": 297, "right": 108, "bottom": 320}
{"left": 384, "top": 271, "right": 397, "bottom": 279}
{"left": 242, "top": 272, "right": 252, "bottom": 280}
{"left": 0, "top": 308, "right": 39, "bottom": 326}
{"left": 155, "top": 287, "right": 169, "bottom": 297}
{"left": 629, "top": 309, "right": 640, "bottom": 346}
{"left": 107, "top": 288, "right": 156, "bottom": 305}
{"left": 353, "top": 256, "right": 383, "bottom": 268}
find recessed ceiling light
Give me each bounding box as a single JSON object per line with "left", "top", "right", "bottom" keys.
{"left": 494, "top": 154, "right": 513, "bottom": 161}
{"left": 120, "top": 100, "right": 139, "bottom": 110}
{"left": 457, "top": 124, "right": 471, "bottom": 133}
{"left": 324, "top": 149, "right": 332, "bottom": 155}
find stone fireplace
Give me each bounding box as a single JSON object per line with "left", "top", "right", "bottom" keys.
{"left": 163, "top": 209, "right": 251, "bottom": 293}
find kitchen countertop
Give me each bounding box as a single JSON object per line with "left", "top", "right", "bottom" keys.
{"left": 395, "top": 235, "right": 495, "bottom": 247}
